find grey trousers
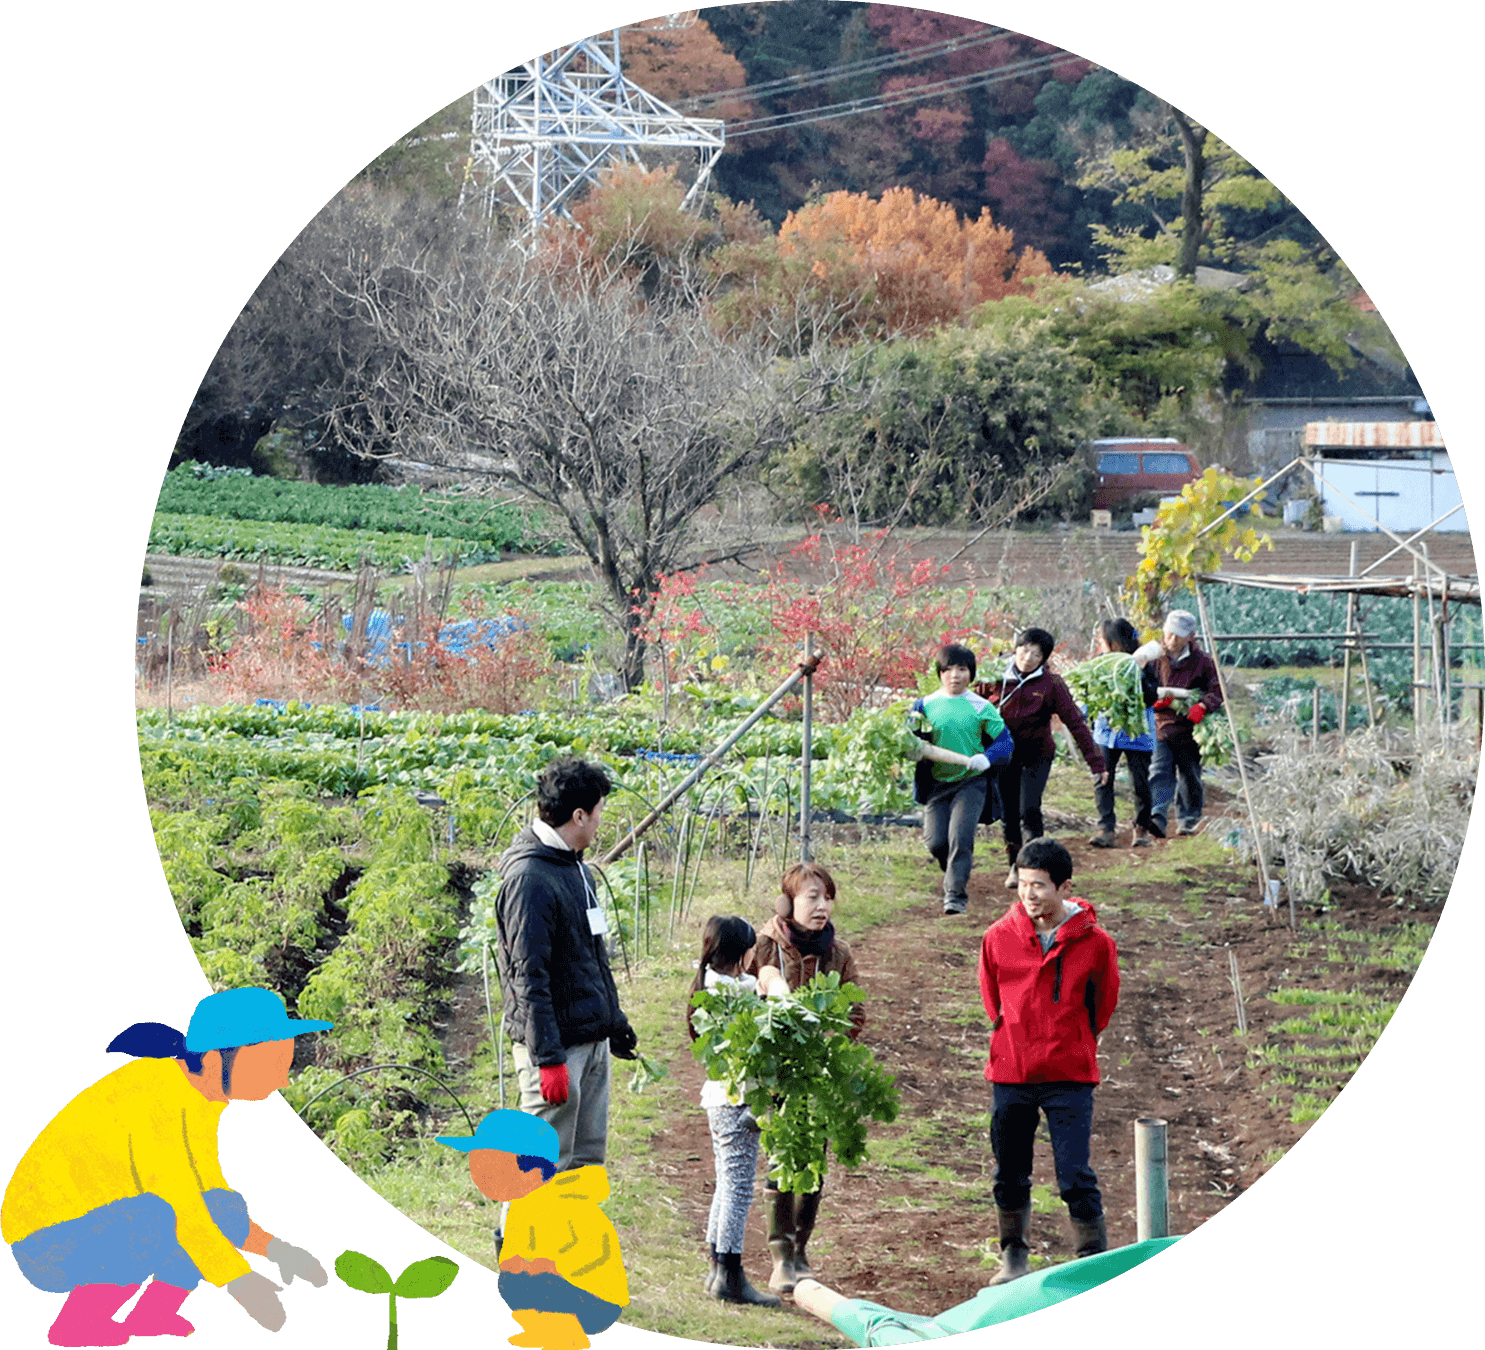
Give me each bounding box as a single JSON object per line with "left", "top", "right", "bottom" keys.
{"left": 923, "top": 773, "right": 989, "bottom": 903}
{"left": 512, "top": 1039, "right": 612, "bottom": 1172}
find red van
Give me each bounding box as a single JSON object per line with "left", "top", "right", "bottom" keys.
{"left": 1091, "top": 438, "right": 1200, "bottom": 511}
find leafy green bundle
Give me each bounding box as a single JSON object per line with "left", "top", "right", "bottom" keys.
{"left": 1064, "top": 652, "right": 1148, "bottom": 739}
{"left": 1157, "top": 687, "right": 1235, "bottom": 766}
{"left": 690, "top": 972, "right": 899, "bottom": 1194}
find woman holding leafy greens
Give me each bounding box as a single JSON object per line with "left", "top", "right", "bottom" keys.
{"left": 745, "top": 863, "right": 863, "bottom": 1296}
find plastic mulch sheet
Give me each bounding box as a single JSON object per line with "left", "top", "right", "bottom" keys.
{"left": 830, "top": 1238, "right": 1181, "bottom": 1345}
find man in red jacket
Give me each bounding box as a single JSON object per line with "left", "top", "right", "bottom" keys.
{"left": 977, "top": 837, "right": 1120, "bottom": 1285}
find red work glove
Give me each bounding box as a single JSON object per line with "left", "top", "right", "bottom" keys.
{"left": 539, "top": 1063, "right": 570, "bottom": 1104}
{"left": 1152, "top": 697, "right": 1174, "bottom": 711}
{"left": 1187, "top": 703, "right": 1208, "bottom": 725}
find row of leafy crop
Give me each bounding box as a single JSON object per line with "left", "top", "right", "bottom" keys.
{"left": 138, "top": 698, "right": 936, "bottom": 828}
{"left": 146, "top": 757, "right": 470, "bottom": 1167}
{"left": 160, "top": 461, "right": 540, "bottom": 547}
{"left": 148, "top": 512, "right": 511, "bottom": 573}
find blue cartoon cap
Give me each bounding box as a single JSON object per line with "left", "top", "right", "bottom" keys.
{"left": 185, "top": 987, "right": 333, "bottom": 1052}
{"left": 436, "top": 1110, "right": 559, "bottom": 1163}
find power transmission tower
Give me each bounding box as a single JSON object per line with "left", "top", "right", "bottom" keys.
{"left": 465, "top": 23, "right": 724, "bottom": 235}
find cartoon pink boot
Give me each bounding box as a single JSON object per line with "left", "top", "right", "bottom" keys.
{"left": 47, "top": 1283, "right": 139, "bottom": 1347}
{"left": 123, "top": 1280, "right": 197, "bottom": 1338}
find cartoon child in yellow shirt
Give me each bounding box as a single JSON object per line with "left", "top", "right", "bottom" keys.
{"left": 4, "top": 987, "right": 332, "bottom": 1346}
{"left": 438, "top": 1111, "right": 628, "bottom": 1350}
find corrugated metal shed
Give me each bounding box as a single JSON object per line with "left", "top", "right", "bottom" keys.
{"left": 1305, "top": 421, "right": 1446, "bottom": 450}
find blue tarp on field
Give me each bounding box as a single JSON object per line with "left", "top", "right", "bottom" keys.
{"left": 339, "top": 611, "right": 524, "bottom": 664}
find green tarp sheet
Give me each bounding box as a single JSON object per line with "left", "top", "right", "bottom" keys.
{"left": 831, "top": 1237, "right": 1181, "bottom": 1345}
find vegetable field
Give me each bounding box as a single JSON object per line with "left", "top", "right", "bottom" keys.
{"left": 149, "top": 462, "right": 553, "bottom": 571}
{"left": 132, "top": 520, "right": 1472, "bottom": 1342}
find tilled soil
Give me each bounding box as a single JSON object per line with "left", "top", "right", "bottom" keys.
{"left": 643, "top": 803, "right": 1433, "bottom": 1333}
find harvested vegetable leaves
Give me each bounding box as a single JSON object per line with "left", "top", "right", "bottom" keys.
{"left": 1065, "top": 652, "right": 1148, "bottom": 740}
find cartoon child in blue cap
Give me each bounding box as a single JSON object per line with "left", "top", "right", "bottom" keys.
{"left": 4, "top": 987, "right": 333, "bottom": 1346}
{"left": 438, "top": 1110, "right": 628, "bottom": 1350}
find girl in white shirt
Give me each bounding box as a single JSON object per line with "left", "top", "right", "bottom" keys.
{"left": 688, "top": 914, "right": 786, "bottom": 1308}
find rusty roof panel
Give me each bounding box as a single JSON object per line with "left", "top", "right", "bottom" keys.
{"left": 1304, "top": 421, "right": 1445, "bottom": 449}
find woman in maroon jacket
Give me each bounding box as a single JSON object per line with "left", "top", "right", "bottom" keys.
{"left": 1149, "top": 609, "right": 1225, "bottom": 837}
{"left": 988, "top": 628, "right": 1108, "bottom": 888}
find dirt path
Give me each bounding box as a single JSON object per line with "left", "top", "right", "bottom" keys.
{"left": 644, "top": 799, "right": 1432, "bottom": 1332}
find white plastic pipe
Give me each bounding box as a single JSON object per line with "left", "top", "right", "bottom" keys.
{"left": 1135, "top": 1117, "right": 1170, "bottom": 1241}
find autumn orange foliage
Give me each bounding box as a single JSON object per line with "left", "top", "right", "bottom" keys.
{"left": 716, "top": 186, "right": 1050, "bottom": 339}
{"left": 619, "top": 17, "right": 753, "bottom": 123}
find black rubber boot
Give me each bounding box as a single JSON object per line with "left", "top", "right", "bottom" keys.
{"left": 987, "top": 1206, "right": 1032, "bottom": 1285}
{"left": 714, "top": 1252, "right": 782, "bottom": 1307}
{"left": 704, "top": 1244, "right": 720, "bottom": 1294}
{"left": 1071, "top": 1213, "right": 1108, "bottom": 1258}
{"left": 792, "top": 1191, "right": 822, "bottom": 1282}
{"left": 767, "top": 1190, "right": 797, "bottom": 1294}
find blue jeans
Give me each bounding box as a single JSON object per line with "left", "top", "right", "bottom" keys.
{"left": 922, "top": 773, "right": 988, "bottom": 905}
{"left": 11, "top": 1189, "right": 249, "bottom": 1293}
{"left": 1150, "top": 735, "right": 1203, "bottom": 832}
{"left": 990, "top": 1082, "right": 1102, "bottom": 1221}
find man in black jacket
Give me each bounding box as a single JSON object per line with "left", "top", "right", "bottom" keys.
{"left": 496, "top": 757, "right": 638, "bottom": 1172}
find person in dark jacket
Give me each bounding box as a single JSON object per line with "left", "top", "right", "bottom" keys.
{"left": 978, "top": 837, "right": 1119, "bottom": 1286}
{"left": 1149, "top": 609, "right": 1225, "bottom": 837}
{"left": 986, "top": 628, "right": 1108, "bottom": 889}
{"left": 496, "top": 757, "right": 638, "bottom": 1175}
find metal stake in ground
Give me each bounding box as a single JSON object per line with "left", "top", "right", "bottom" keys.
{"left": 1192, "top": 582, "right": 1284, "bottom": 925}
{"left": 597, "top": 652, "right": 824, "bottom": 866}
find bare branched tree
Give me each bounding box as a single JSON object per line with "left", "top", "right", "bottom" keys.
{"left": 328, "top": 249, "right": 799, "bottom": 689}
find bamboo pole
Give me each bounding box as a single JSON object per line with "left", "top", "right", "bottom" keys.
{"left": 598, "top": 652, "right": 822, "bottom": 865}
{"left": 800, "top": 632, "right": 814, "bottom": 863}
{"left": 1193, "top": 583, "right": 1281, "bottom": 923}
{"left": 1413, "top": 555, "right": 1423, "bottom": 727}
{"left": 1340, "top": 540, "right": 1357, "bottom": 745}
{"left": 1423, "top": 543, "right": 1445, "bottom": 736}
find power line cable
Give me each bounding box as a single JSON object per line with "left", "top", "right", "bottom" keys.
{"left": 726, "top": 50, "right": 1087, "bottom": 140}
{"left": 675, "top": 25, "right": 1013, "bottom": 109}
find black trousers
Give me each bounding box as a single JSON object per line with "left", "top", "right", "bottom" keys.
{"left": 998, "top": 754, "right": 1054, "bottom": 865}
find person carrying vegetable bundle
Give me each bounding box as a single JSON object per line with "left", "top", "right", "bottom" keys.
{"left": 907, "top": 643, "right": 1014, "bottom": 916}
{"left": 745, "top": 864, "right": 863, "bottom": 1296}
{"left": 1084, "top": 618, "right": 1164, "bottom": 849}
{"left": 986, "top": 628, "right": 1107, "bottom": 889}
{"left": 1149, "top": 610, "right": 1224, "bottom": 837}
{"left": 687, "top": 915, "right": 788, "bottom": 1309}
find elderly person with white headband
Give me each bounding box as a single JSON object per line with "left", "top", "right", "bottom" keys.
{"left": 1148, "top": 609, "right": 1223, "bottom": 837}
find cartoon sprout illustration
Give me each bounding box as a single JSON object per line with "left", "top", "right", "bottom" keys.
{"left": 335, "top": 1250, "right": 459, "bottom": 1350}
